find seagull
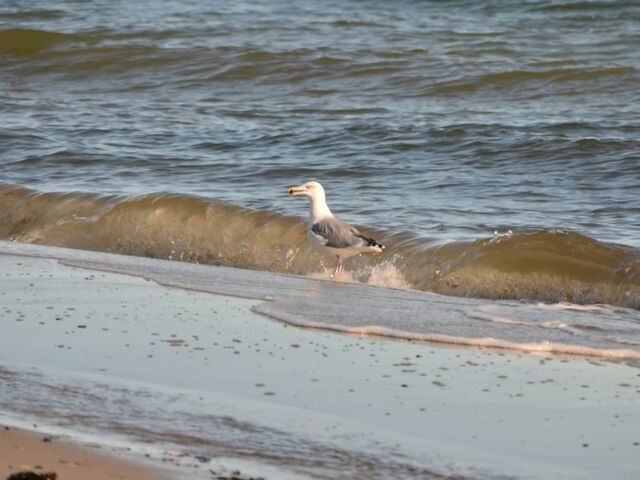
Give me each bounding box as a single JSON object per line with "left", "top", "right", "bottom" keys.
{"left": 288, "top": 181, "right": 384, "bottom": 278}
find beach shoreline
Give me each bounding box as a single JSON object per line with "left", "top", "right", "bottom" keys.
{"left": 1, "top": 242, "right": 639, "bottom": 479}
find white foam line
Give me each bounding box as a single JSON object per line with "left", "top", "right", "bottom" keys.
{"left": 466, "top": 310, "right": 534, "bottom": 326}
{"left": 255, "top": 305, "right": 640, "bottom": 361}
{"left": 535, "top": 302, "right": 622, "bottom": 315}
{"left": 467, "top": 310, "right": 591, "bottom": 337}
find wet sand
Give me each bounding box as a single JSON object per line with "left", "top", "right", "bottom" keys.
{"left": 1, "top": 241, "right": 639, "bottom": 479}
{"left": 0, "top": 426, "right": 169, "bottom": 480}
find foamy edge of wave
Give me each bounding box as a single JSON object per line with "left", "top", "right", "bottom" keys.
{"left": 254, "top": 304, "right": 640, "bottom": 361}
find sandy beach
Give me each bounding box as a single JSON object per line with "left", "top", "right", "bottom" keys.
{"left": 1, "top": 241, "right": 639, "bottom": 479}
{"left": 0, "top": 426, "right": 170, "bottom": 480}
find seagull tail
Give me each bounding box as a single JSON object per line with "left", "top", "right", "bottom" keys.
{"left": 361, "top": 235, "right": 385, "bottom": 252}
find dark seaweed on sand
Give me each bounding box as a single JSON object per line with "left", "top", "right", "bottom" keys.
{"left": 7, "top": 472, "right": 57, "bottom": 480}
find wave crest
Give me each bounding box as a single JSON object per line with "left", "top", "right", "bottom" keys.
{"left": 1, "top": 183, "right": 638, "bottom": 308}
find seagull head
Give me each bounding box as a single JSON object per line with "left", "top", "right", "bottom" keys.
{"left": 288, "top": 181, "right": 325, "bottom": 202}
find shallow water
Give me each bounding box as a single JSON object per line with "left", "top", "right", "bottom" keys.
{"left": 4, "top": 241, "right": 640, "bottom": 362}
{"left": 1, "top": 0, "right": 639, "bottom": 306}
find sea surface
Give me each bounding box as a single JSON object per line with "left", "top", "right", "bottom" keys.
{"left": 1, "top": 0, "right": 639, "bottom": 307}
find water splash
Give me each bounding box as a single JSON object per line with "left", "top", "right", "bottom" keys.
{"left": 310, "top": 255, "right": 412, "bottom": 290}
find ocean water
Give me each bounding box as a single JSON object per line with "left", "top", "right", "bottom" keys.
{"left": 1, "top": 0, "right": 639, "bottom": 307}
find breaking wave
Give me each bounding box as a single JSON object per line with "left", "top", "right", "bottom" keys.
{"left": 1, "top": 183, "right": 638, "bottom": 308}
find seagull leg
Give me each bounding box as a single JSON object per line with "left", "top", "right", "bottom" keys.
{"left": 332, "top": 257, "right": 343, "bottom": 280}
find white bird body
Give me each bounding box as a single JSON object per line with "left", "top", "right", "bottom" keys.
{"left": 288, "top": 181, "right": 384, "bottom": 277}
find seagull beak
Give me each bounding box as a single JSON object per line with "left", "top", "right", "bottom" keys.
{"left": 288, "top": 185, "right": 305, "bottom": 197}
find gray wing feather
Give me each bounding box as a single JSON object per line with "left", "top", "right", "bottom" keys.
{"left": 311, "top": 219, "right": 363, "bottom": 248}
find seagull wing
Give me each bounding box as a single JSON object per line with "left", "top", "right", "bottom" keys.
{"left": 311, "top": 218, "right": 371, "bottom": 249}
